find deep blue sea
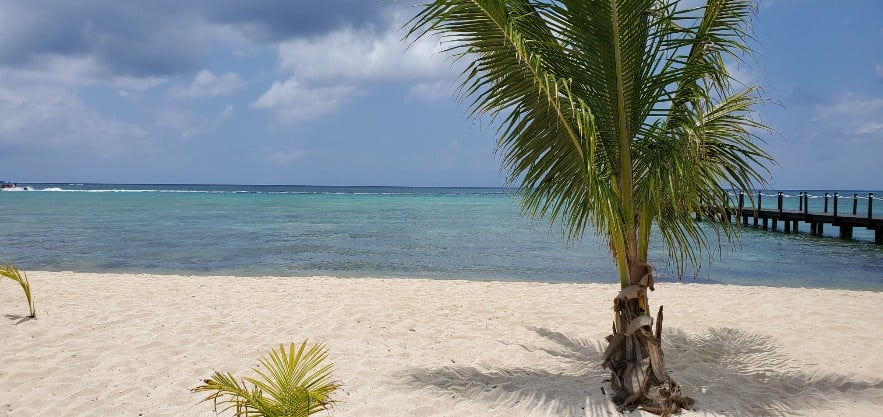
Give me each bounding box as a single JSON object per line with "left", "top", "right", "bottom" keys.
{"left": 1, "top": 184, "right": 881, "bottom": 290}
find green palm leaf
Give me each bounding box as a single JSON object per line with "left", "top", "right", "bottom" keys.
{"left": 1, "top": 261, "right": 36, "bottom": 318}
{"left": 193, "top": 342, "right": 339, "bottom": 417}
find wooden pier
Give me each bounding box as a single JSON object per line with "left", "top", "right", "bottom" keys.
{"left": 699, "top": 192, "right": 883, "bottom": 245}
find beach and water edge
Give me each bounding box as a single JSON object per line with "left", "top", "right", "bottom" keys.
{"left": 2, "top": 184, "right": 882, "bottom": 416}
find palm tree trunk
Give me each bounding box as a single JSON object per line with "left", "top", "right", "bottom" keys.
{"left": 603, "top": 249, "right": 694, "bottom": 415}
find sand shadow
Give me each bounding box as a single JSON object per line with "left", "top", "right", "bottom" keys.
{"left": 4, "top": 313, "right": 35, "bottom": 325}
{"left": 406, "top": 327, "right": 883, "bottom": 417}
{"left": 664, "top": 327, "right": 883, "bottom": 416}
{"left": 404, "top": 327, "right": 614, "bottom": 417}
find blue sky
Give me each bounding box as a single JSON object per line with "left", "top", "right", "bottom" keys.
{"left": 0, "top": 0, "right": 881, "bottom": 188}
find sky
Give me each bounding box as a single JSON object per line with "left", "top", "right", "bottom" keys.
{"left": 0, "top": 0, "right": 881, "bottom": 188}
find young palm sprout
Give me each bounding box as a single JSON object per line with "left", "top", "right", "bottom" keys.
{"left": 194, "top": 341, "right": 339, "bottom": 417}
{"left": 1, "top": 262, "right": 36, "bottom": 318}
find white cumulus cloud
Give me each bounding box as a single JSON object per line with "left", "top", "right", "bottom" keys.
{"left": 252, "top": 79, "right": 357, "bottom": 123}
{"left": 168, "top": 70, "right": 245, "bottom": 99}
{"left": 253, "top": 11, "right": 458, "bottom": 123}
{"left": 817, "top": 93, "right": 883, "bottom": 118}
{"left": 0, "top": 85, "right": 149, "bottom": 156}
{"left": 276, "top": 22, "right": 450, "bottom": 83}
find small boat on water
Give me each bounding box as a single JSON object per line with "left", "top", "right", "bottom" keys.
{"left": 0, "top": 181, "right": 31, "bottom": 191}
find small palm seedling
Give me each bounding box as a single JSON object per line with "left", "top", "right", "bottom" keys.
{"left": 193, "top": 341, "right": 339, "bottom": 417}
{"left": 1, "top": 262, "right": 35, "bottom": 318}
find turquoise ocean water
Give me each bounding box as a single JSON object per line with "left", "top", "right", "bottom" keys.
{"left": 1, "top": 184, "right": 881, "bottom": 290}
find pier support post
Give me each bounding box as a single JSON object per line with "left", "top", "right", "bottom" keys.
{"left": 824, "top": 193, "right": 829, "bottom": 213}
{"left": 839, "top": 225, "right": 853, "bottom": 240}
{"left": 772, "top": 218, "right": 778, "bottom": 230}
{"left": 754, "top": 192, "right": 761, "bottom": 227}
{"left": 833, "top": 193, "right": 839, "bottom": 217}
{"left": 818, "top": 222, "right": 824, "bottom": 235}
{"left": 762, "top": 217, "right": 768, "bottom": 230}
{"left": 784, "top": 220, "right": 791, "bottom": 233}
{"left": 792, "top": 220, "right": 799, "bottom": 231}
{"left": 876, "top": 229, "right": 882, "bottom": 245}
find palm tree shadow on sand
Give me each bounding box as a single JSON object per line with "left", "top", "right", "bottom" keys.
{"left": 404, "top": 327, "right": 883, "bottom": 417}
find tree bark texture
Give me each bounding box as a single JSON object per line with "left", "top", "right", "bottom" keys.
{"left": 602, "top": 262, "right": 694, "bottom": 416}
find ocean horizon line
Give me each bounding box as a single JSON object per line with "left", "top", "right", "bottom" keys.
{"left": 10, "top": 181, "right": 512, "bottom": 189}
{"left": 8, "top": 181, "right": 881, "bottom": 191}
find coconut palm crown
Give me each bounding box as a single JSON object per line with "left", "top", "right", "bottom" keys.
{"left": 407, "top": 0, "right": 773, "bottom": 413}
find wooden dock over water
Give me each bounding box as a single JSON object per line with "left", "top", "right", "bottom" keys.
{"left": 700, "top": 192, "right": 883, "bottom": 245}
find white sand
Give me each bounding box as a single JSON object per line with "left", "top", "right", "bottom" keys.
{"left": 1, "top": 271, "right": 881, "bottom": 417}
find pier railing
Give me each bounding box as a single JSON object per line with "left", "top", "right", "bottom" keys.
{"left": 698, "top": 191, "right": 883, "bottom": 244}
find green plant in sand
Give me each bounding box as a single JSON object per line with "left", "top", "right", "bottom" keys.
{"left": 406, "top": 0, "right": 773, "bottom": 414}
{"left": 1, "top": 262, "right": 36, "bottom": 318}
{"left": 193, "top": 341, "right": 339, "bottom": 417}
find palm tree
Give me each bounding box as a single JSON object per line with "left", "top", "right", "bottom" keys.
{"left": 406, "top": 0, "right": 772, "bottom": 414}
{"left": 193, "top": 342, "right": 339, "bottom": 417}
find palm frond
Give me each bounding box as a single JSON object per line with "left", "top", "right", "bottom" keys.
{"left": 193, "top": 372, "right": 264, "bottom": 417}
{"left": 1, "top": 262, "right": 36, "bottom": 318}
{"left": 193, "top": 342, "right": 339, "bottom": 417}
{"left": 407, "top": 0, "right": 606, "bottom": 240}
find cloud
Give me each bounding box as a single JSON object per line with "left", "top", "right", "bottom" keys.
{"left": 409, "top": 80, "right": 455, "bottom": 101}
{"left": 855, "top": 121, "right": 883, "bottom": 136}
{"left": 811, "top": 92, "right": 883, "bottom": 145}
{"left": 253, "top": 11, "right": 457, "bottom": 123}
{"left": 276, "top": 21, "right": 450, "bottom": 83}
{"left": 817, "top": 93, "right": 883, "bottom": 119}
{"left": 0, "top": 2, "right": 219, "bottom": 82}
{"left": 0, "top": 85, "right": 148, "bottom": 156}
{"left": 1, "top": 1, "right": 451, "bottom": 124}
{"left": 727, "top": 62, "right": 758, "bottom": 88}
{"left": 168, "top": 70, "right": 245, "bottom": 99}
{"left": 180, "top": 105, "right": 236, "bottom": 141}
{"left": 205, "top": 0, "right": 401, "bottom": 41}
{"left": 252, "top": 79, "right": 357, "bottom": 123}
{"left": 0, "top": 1, "right": 415, "bottom": 86}
{"left": 1, "top": 53, "right": 168, "bottom": 92}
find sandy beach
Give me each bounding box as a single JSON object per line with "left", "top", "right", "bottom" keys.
{"left": 1, "top": 271, "right": 881, "bottom": 416}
